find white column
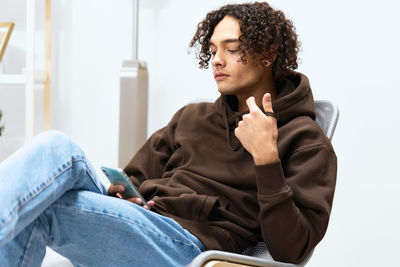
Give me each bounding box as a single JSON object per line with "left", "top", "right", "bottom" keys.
{"left": 44, "top": 0, "right": 52, "bottom": 130}
{"left": 132, "top": 0, "right": 138, "bottom": 60}
{"left": 25, "top": 0, "right": 35, "bottom": 140}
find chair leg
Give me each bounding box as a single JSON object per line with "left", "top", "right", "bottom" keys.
{"left": 204, "top": 260, "right": 253, "bottom": 267}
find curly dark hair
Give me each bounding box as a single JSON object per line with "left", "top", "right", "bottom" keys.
{"left": 189, "top": 2, "right": 301, "bottom": 78}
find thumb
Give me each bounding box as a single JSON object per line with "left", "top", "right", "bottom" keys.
{"left": 262, "top": 93, "right": 274, "bottom": 113}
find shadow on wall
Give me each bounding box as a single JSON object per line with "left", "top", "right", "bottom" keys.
{"left": 0, "top": 84, "right": 25, "bottom": 162}
{"left": 1, "top": 45, "right": 25, "bottom": 74}
{"left": 140, "top": 0, "right": 171, "bottom": 8}
{"left": 0, "top": 83, "right": 45, "bottom": 162}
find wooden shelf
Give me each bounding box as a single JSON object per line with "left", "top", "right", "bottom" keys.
{"left": 0, "top": 74, "right": 26, "bottom": 85}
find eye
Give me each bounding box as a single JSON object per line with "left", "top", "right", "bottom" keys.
{"left": 227, "top": 49, "right": 238, "bottom": 54}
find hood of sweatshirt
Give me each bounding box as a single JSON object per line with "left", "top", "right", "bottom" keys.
{"left": 215, "top": 71, "right": 316, "bottom": 150}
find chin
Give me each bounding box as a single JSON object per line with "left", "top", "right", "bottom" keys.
{"left": 217, "top": 87, "right": 236, "bottom": 95}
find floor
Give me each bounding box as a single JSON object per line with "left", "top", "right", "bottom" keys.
{"left": 42, "top": 247, "right": 73, "bottom": 267}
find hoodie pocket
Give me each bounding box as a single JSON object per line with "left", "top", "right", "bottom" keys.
{"left": 197, "top": 195, "right": 219, "bottom": 222}
{"left": 152, "top": 193, "right": 220, "bottom": 223}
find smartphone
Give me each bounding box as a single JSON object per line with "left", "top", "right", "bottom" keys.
{"left": 100, "top": 166, "right": 149, "bottom": 209}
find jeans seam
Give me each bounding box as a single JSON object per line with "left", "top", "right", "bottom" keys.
{"left": 82, "top": 161, "right": 104, "bottom": 194}
{"left": 0, "top": 158, "right": 83, "bottom": 229}
{"left": 51, "top": 204, "right": 199, "bottom": 249}
{"left": 20, "top": 221, "right": 37, "bottom": 267}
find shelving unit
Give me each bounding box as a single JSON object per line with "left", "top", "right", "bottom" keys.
{"left": 0, "top": 0, "right": 52, "bottom": 140}
{"left": 0, "top": 74, "right": 26, "bottom": 84}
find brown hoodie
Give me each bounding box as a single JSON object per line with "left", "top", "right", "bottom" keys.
{"left": 124, "top": 71, "right": 337, "bottom": 263}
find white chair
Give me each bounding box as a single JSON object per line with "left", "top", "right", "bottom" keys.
{"left": 187, "top": 100, "right": 340, "bottom": 267}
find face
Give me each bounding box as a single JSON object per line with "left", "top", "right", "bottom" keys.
{"left": 209, "top": 16, "right": 270, "bottom": 97}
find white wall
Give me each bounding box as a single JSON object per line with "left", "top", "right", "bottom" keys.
{"left": 1, "top": 0, "right": 400, "bottom": 266}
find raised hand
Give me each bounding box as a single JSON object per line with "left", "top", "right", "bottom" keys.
{"left": 234, "top": 93, "right": 279, "bottom": 165}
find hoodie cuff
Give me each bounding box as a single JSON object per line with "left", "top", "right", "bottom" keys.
{"left": 255, "top": 160, "right": 289, "bottom": 196}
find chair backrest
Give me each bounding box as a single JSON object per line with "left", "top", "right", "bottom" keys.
{"left": 242, "top": 100, "right": 339, "bottom": 266}
{"left": 314, "top": 100, "right": 340, "bottom": 141}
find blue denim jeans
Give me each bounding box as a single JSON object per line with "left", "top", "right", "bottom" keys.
{"left": 0, "top": 131, "right": 204, "bottom": 267}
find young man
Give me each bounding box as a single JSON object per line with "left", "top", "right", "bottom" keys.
{"left": 0, "top": 2, "right": 337, "bottom": 266}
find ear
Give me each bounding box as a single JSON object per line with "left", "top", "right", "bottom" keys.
{"left": 261, "top": 55, "right": 276, "bottom": 67}
{"left": 262, "top": 45, "right": 278, "bottom": 67}
{"left": 261, "top": 53, "right": 277, "bottom": 68}
{"left": 261, "top": 58, "right": 274, "bottom": 67}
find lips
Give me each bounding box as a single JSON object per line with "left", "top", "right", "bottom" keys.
{"left": 214, "top": 72, "right": 229, "bottom": 81}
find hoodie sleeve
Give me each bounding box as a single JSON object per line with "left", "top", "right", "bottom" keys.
{"left": 255, "top": 143, "right": 337, "bottom": 263}
{"left": 123, "top": 106, "right": 186, "bottom": 187}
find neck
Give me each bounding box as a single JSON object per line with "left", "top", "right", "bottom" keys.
{"left": 237, "top": 70, "right": 277, "bottom": 112}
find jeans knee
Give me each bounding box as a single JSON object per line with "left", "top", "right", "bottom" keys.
{"left": 34, "top": 131, "right": 83, "bottom": 158}
{"left": 40, "top": 130, "right": 67, "bottom": 141}
{"left": 38, "top": 130, "right": 70, "bottom": 146}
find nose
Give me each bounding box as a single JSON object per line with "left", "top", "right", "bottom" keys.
{"left": 212, "top": 51, "right": 226, "bottom": 68}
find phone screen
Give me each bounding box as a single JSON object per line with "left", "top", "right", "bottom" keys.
{"left": 101, "top": 166, "right": 149, "bottom": 208}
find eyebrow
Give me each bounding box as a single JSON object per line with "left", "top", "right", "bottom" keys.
{"left": 209, "top": 39, "right": 240, "bottom": 46}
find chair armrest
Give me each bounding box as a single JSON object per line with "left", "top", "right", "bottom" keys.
{"left": 187, "top": 250, "right": 302, "bottom": 267}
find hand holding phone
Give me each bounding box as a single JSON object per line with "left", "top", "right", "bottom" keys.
{"left": 101, "top": 166, "right": 150, "bottom": 209}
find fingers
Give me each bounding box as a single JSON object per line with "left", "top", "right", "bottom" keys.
{"left": 109, "top": 185, "right": 154, "bottom": 210}
{"left": 145, "top": 200, "right": 155, "bottom": 210}
{"left": 147, "top": 200, "right": 155, "bottom": 208}
{"left": 262, "top": 93, "right": 274, "bottom": 113}
{"left": 246, "top": 96, "right": 259, "bottom": 114}
{"left": 126, "top": 197, "right": 143, "bottom": 205}
{"left": 126, "top": 198, "right": 155, "bottom": 210}
{"left": 108, "top": 184, "right": 125, "bottom": 196}
{"left": 246, "top": 95, "right": 274, "bottom": 115}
